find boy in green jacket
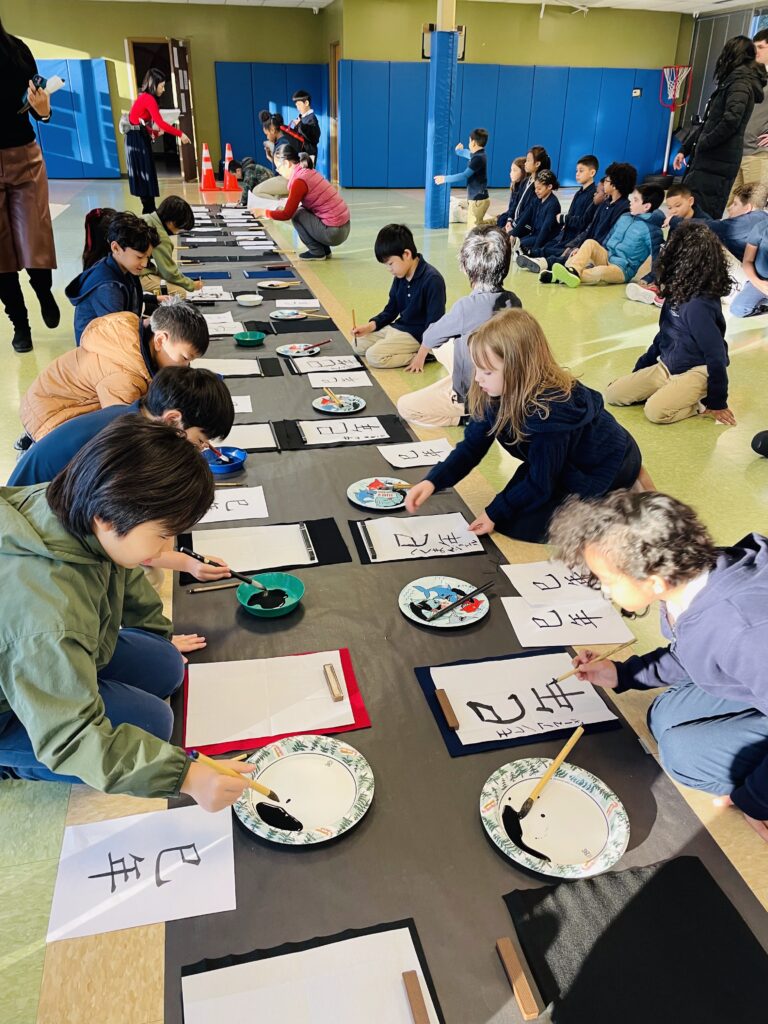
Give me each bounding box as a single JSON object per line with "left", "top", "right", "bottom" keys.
{"left": 141, "top": 196, "right": 202, "bottom": 297}
{"left": 0, "top": 417, "right": 251, "bottom": 809}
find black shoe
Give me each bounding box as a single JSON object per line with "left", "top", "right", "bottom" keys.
{"left": 0, "top": 767, "right": 20, "bottom": 781}
{"left": 539, "top": 270, "right": 553, "bottom": 285}
{"left": 323, "top": 245, "right": 332, "bottom": 257}
{"left": 14, "top": 433, "right": 33, "bottom": 451}
{"left": 11, "top": 327, "right": 33, "bottom": 353}
{"left": 37, "top": 290, "right": 60, "bottom": 329}
{"left": 517, "top": 253, "right": 546, "bottom": 273}
{"left": 299, "top": 251, "right": 327, "bottom": 261}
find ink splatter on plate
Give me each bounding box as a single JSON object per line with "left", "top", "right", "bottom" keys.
{"left": 276, "top": 343, "right": 320, "bottom": 357}
{"left": 346, "top": 477, "right": 411, "bottom": 511}
{"left": 235, "top": 735, "right": 375, "bottom": 846}
{"left": 270, "top": 309, "right": 307, "bottom": 320}
{"left": 398, "top": 575, "right": 490, "bottom": 629}
{"left": 312, "top": 394, "right": 366, "bottom": 415}
{"left": 480, "top": 757, "right": 630, "bottom": 877}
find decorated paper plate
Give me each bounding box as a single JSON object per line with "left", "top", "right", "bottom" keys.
{"left": 276, "top": 343, "right": 320, "bottom": 357}
{"left": 270, "top": 309, "right": 307, "bottom": 320}
{"left": 258, "top": 280, "right": 293, "bottom": 289}
{"left": 235, "top": 734, "right": 375, "bottom": 846}
{"left": 479, "top": 757, "right": 630, "bottom": 878}
{"left": 312, "top": 394, "right": 366, "bottom": 415}
{"left": 346, "top": 476, "right": 411, "bottom": 511}
{"left": 398, "top": 575, "right": 491, "bottom": 629}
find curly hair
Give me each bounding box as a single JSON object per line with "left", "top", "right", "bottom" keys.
{"left": 548, "top": 491, "right": 719, "bottom": 585}
{"left": 656, "top": 221, "right": 733, "bottom": 306}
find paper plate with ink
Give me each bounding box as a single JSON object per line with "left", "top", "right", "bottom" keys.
{"left": 235, "top": 735, "right": 375, "bottom": 846}
{"left": 346, "top": 477, "right": 411, "bottom": 512}
{"left": 202, "top": 446, "right": 247, "bottom": 476}
{"left": 258, "top": 280, "right": 293, "bottom": 289}
{"left": 276, "top": 343, "right": 320, "bottom": 358}
{"left": 270, "top": 309, "right": 307, "bottom": 320}
{"left": 399, "top": 575, "right": 491, "bottom": 629}
{"left": 312, "top": 394, "right": 366, "bottom": 415}
{"left": 479, "top": 757, "right": 630, "bottom": 878}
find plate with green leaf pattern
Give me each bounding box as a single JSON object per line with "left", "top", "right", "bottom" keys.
{"left": 479, "top": 757, "right": 629, "bottom": 878}
{"left": 234, "top": 734, "right": 375, "bottom": 845}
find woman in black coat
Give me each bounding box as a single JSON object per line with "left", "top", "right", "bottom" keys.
{"left": 674, "top": 37, "right": 767, "bottom": 219}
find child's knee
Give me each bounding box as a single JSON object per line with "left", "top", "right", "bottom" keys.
{"left": 366, "top": 344, "right": 402, "bottom": 368}
{"left": 604, "top": 378, "right": 633, "bottom": 406}
{"left": 154, "top": 639, "right": 185, "bottom": 698}
{"left": 146, "top": 697, "right": 175, "bottom": 742}
{"left": 643, "top": 396, "right": 688, "bottom": 424}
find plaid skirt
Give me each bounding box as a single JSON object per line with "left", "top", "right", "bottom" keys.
{"left": 125, "top": 128, "right": 159, "bottom": 199}
{"left": 0, "top": 142, "right": 56, "bottom": 274}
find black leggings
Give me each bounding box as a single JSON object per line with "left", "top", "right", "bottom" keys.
{"left": 140, "top": 196, "right": 156, "bottom": 214}
{"left": 0, "top": 269, "right": 53, "bottom": 328}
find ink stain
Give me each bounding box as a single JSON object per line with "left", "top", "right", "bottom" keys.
{"left": 256, "top": 802, "right": 303, "bottom": 831}
{"left": 247, "top": 588, "right": 288, "bottom": 609}
{"left": 502, "top": 805, "right": 551, "bottom": 863}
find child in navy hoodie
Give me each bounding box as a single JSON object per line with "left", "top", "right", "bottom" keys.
{"left": 404, "top": 308, "right": 644, "bottom": 542}
{"left": 434, "top": 128, "right": 490, "bottom": 230}
{"left": 606, "top": 221, "right": 735, "bottom": 425}
{"left": 513, "top": 170, "right": 561, "bottom": 256}
{"left": 552, "top": 490, "right": 768, "bottom": 842}
{"left": 504, "top": 146, "right": 551, "bottom": 242}
{"left": 517, "top": 154, "right": 598, "bottom": 272}
{"left": 66, "top": 212, "right": 158, "bottom": 345}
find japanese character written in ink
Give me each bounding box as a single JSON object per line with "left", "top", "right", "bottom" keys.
{"left": 87, "top": 842, "right": 202, "bottom": 893}
{"left": 531, "top": 679, "right": 585, "bottom": 715}
{"left": 467, "top": 695, "right": 525, "bottom": 725}
{"left": 88, "top": 853, "right": 144, "bottom": 894}
{"left": 567, "top": 609, "right": 603, "bottom": 628}
{"left": 154, "top": 842, "right": 202, "bottom": 887}
{"left": 532, "top": 573, "right": 562, "bottom": 592}
{"left": 531, "top": 610, "right": 563, "bottom": 629}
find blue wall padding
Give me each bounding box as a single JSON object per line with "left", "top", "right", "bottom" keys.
{"left": 625, "top": 68, "right": 669, "bottom": 176}
{"left": 215, "top": 62, "right": 256, "bottom": 168}
{"left": 338, "top": 59, "right": 353, "bottom": 185}
{"left": 528, "top": 66, "right": 569, "bottom": 174}
{"left": 425, "top": 31, "right": 459, "bottom": 229}
{"left": 454, "top": 64, "right": 500, "bottom": 177}
{"left": 350, "top": 61, "right": 390, "bottom": 186}
{"left": 388, "top": 63, "right": 429, "bottom": 188}
{"left": 593, "top": 68, "right": 635, "bottom": 175}
{"left": 36, "top": 59, "right": 120, "bottom": 179}
{"left": 558, "top": 68, "right": 602, "bottom": 185}
{"left": 490, "top": 66, "right": 534, "bottom": 186}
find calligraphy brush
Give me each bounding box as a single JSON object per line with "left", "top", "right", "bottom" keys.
{"left": 517, "top": 725, "right": 584, "bottom": 821}
{"left": 428, "top": 581, "right": 494, "bottom": 622}
{"left": 206, "top": 441, "right": 231, "bottom": 464}
{"left": 554, "top": 639, "right": 636, "bottom": 683}
{"left": 190, "top": 750, "right": 280, "bottom": 802}
{"left": 188, "top": 580, "right": 240, "bottom": 594}
{"left": 178, "top": 547, "right": 268, "bottom": 591}
{"left": 323, "top": 386, "right": 343, "bottom": 407}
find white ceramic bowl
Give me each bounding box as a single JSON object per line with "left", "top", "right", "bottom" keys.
{"left": 236, "top": 293, "right": 263, "bottom": 307}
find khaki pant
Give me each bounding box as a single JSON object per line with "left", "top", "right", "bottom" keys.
{"left": 141, "top": 272, "right": 189, "bottom": 298}
{"left": 567, "top": 239, "right": 626, "bottom": 285}
{"left": 467, "top": 199, "right": 491, "bottom": 230}
{"left": 251, "top": 175, "right": 289, "bottom": 199}
{"left": 727, "top": 153, "right": 768, "bottom": 209}
{"left": 605, "top": 361, "right": 708, "bottom": 424}
{"left": 397, "top": 374, "right": 465, "bottom": 428}
{"left": 354, "top": 325, "right": 420, "bottom": 368}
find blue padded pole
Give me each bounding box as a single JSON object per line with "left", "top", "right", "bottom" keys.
{"left": 425, "top": 30, "right": 459, "bottom": 229}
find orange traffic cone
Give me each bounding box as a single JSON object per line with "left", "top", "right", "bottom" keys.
{"left": 199, "top": 142, "right": 218, "bottom": 191}
{"left": 222, "top": 142, "right": 239, "bottom": 191}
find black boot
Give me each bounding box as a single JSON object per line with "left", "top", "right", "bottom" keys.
{"left": 0, "top": 272, "right": 33, "bottom": 352}
{"left": 141, "top": 196, "right": 157, "bottom": 214}
{"left": 28, "top": 268, "right": 60, "bottom": 329}
{"left": 12, "top": 325, "right": 33, "bottom": 353}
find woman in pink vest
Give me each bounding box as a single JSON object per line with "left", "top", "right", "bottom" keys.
{"left": 253, "top": 146, "right": 350, "bottom": 261}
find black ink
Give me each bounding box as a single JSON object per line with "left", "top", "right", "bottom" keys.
{"left": 531, "top": 679, "right": 585, "bottom": 714}
{"left": 531, "top": 610, "right": 563, "bottom": 629}
{"left": 88, "top": 852, "right": 144, "bottom": 893}
{"left": 502, "top": 805, "right": 551, "bottom": 863}
{"left": 155, "top": 842, "right": 201, "bottom": 887}
{"left": 567, "top": 609, "right": 603, "bottom": 628}
{"left": 256, "top": 802, "right": 303, "bottom": 831}
{"left": 532, "top": 573, "right": 562, "bottom": 592}
{"left": 467, "top": 696, "right": 525, "bottom": 725}
{"left": 247, "top": 588, "right": 288, "bottom": 609}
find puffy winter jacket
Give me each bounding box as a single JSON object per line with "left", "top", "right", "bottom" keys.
{"left": 605, "top": 209, "right": 665, "bottom": 281}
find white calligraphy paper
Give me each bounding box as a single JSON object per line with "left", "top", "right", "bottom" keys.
{"left": 359, "top": 512, "right": 483, "bottom": 563}
{"left": 300, "top": 417, "right": 388, "bottom": 445}
{"left": 206, "top": 321, "right": 245, "bottom": 336}
{"left": 247, "top": 193, "right": 285, "bottom": 212}
{"left": 47, "top": 805, "right": 235, "bottom": 942}
{"left": 501, "top": 560, "right": 603, "bottom": 607}
{"left": 224, "top": 423, "right": 277, "bottom": 450}
{"left": 376, "top": 439, "right": 454, "bottom": 468}
{"left": 182, "top": 926, "right": 440, "bottom": 1024}
{"left": 291, "top": 355, "right": 362, "bottom": 374}
{"left": 190, "top": 524, "right": 317, "bottom": 572}
{"left": 307, "top": 371, "right": 372, "bottom": 389}
{"left": 185, "top": 650, "right": 353, "bottom": 747}
{"left": 501, "top": 597, "right": 635, "bottom": 647}
{"left": 232, "top": 395, "right": 253, "bottom": 414}
{"left": 275, "top": 299, "right": 321, "bottom": 309}
{"left": 188, "top": 286, "right": 233, "bottom": 302}
{"left": 199, "top": 486, "right": 268, "bottom": 524}
{"left": 430, "top": 652, "right": 617, "bottom": 747}
{"left": 192, "top": 359, "right": 262, "bottom": 377}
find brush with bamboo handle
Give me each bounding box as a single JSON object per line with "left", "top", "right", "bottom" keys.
{"left": 555, "top": 639, "right": 636, "bottom": 683}
{"left": 517, "top": 725, "right": 584, "bottom": 821}
{"left": 190, "top": 750, "right": 280, "bottom": 802}
{"left": 323, "top": 386, "right": 343, "bottom": 407}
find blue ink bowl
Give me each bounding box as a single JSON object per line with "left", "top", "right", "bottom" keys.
{"left": 202, "top": 446, "right": 248, "bottom": 476}
{"left": 236, "top": 573, "right": 305, "bottom": 618}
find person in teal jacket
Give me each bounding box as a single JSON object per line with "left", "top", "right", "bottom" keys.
{"left": 0, "top": 416, "right": 251, "bottom": 810}
{"left": 553, "top": 183, "right": 665, "bottom": 287}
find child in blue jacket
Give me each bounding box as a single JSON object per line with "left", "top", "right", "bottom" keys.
{"left": 66, "top": 212, "right": 158, "bottom": 345}
{"left": 515, "top": 170, "right": 561, "bottom": 256}
{"left": 553, "top": 183, "right": 665, "bottom": 287}
{"left": 606, "top": 221, "right": 735, "bottom": 425}
{"left": 517, "top": 154, "right": 598, "bottom": 272}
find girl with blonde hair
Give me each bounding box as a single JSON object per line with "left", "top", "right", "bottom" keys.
{"left": 405, "top": 308, "right": 646, "bottom": 542}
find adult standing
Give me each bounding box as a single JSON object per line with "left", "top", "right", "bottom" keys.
{"left": 727, "top": 30, "right": 768, "bottom": 209}
{"left": 126, "top": 68, "right": 191, "bottom": 215}
{"left": 674, "top": 36, "right": 767, "bottom": 219}
{"left": 252, "top": 146, "right": 350, "bottom": 262}
{"left": 0, "top": 19, "right": 59, "bottom": 354}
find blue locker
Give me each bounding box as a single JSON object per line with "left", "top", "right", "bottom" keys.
{"left": 453, "top": 64, "right": 500, "bottom": 183}
{"left": 388, "top": 62, "right": 429, "bottom": 187}
{"left": 593, "top": 69, "right": 635, "bottom": 178}
{"left": 528, "top": 66, "right": 569, "bottom": 175}
{"left": 490, "top": 66, "right": 534, "bottom": 187}
{"left": 558, "top": 68, "right": 602, "bottom": 185}
{"left": 338, "top": 60, "right": 354, "bottom": 187}
{"left": 250, "top": 63, "right": 289, "bottom": 169}
{"left": 215, "top": 63, "right": 256, "bottom": 167}
{"left": 36, "top": 59, "right": 85, "bottom": 177}
{"left": 624, "top": 68, "right": 667, "bottom": 178}
{"left": 284, "top": 63, "right": 329, "bottom": 179}
{"left": 350, "top": 61, "right": 390, "bottom": 186}
{"left": 67, "top": 59, "right": 120, "bottom": 178}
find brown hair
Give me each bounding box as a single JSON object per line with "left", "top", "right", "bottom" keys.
{"left": 467, "top": 308, "right": 576, "bottom": 444}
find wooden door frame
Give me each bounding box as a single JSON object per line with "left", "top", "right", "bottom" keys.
{"left": 329, "top": 40, "right": 341, "bottom": 185}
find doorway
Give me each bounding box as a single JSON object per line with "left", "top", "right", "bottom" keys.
{"left": 126, "top": 39, "right": 181, "bottom": 178}
{"left": 329, "top": 41, "right": 341, "bottom": 185}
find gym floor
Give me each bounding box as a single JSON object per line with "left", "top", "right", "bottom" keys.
{"left": 1, "top": 178, "right": 766, "bottom": 1024}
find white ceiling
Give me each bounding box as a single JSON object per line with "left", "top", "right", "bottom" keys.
{"left": 468, "top": 0, "right": 755, "bottom": 14}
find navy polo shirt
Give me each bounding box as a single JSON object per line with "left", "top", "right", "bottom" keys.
{"left": 371, "top": 255, "right": 447, "bottom": 343}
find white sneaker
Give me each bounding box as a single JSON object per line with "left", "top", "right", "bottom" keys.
{"left": 625, "top": 282, "right": 659, "bottom": 305}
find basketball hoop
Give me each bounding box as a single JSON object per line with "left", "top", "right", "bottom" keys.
{"left": 660, "top": 65, "right": 692, "bottom": 173}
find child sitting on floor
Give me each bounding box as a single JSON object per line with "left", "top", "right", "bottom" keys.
{"left": 352, "top": 224, "right": 446, "bottom": 369}
{"left": 141, "top": 195, "right": 202, "bottom": 297}
{"left": 605, "top": 221, "right": 735, "bottom": 425}
{"left": 729, "top": 191, "right": 768, "bottom": 316}
{"left": 229, "top": 157, "right": 272, "bottom": 207}
{"left": 66, "top": 212, "right": 158, "bottom": 345}
{"left": 514, "top": 169, "right": 561, "bottom": 258}
{"left": 550, "top": 490, "right": 768, "bottom": 844}
{"left": 496, "top": 157, "right": 527, "bottom": 231}
{"left": 517, "top": 154, "right": 598, "bottom": 273}
{"left": 503, "top": 146, "right": 551, "bottom": 241}
{"left": 398, "top": 226, "right": 521, "bottom": 428}
{"left": 709, "top": 183, "right": 768, "bottom": 262}
{"left": 552, "top": 183, "right": 665, "bottom": 287}
{"left": 81, "top": 208, "right": 116, "bottom": 270}
{"left": 404, "top": 308, "right": 646, "bottom": 542}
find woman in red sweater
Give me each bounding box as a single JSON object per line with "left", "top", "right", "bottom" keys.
{"left": 252, "top": 146, "right": 350, "bottom": 261}
{"left": 126, "top": 69, "right": 191, "bottom": 214}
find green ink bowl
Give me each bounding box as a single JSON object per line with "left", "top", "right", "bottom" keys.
{"left": 236, "top": 572, "right": 305, "bottom": 618}
{"left": 234, "top": 331, "right": 266, "bottom": 348}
